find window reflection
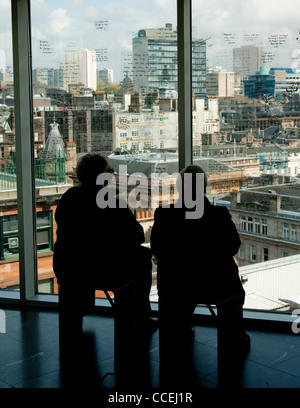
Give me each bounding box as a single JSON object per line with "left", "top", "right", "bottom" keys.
{"left": 1, "top": 0, "right": 300, "bottom": 312}
{"left": 192, "top": 0, "right": 300, "bottom": 311}
{"left": 30, "top": 0, "right": 177, "bottom": 296}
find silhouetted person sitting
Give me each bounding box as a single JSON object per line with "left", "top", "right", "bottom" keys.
{"left": 53, "top": 153, "right": 155, "bottom": 349}
{"left": 151, "top": 165, "right": 250, "bottom": 385}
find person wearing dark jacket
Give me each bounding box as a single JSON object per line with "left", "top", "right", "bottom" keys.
{"left": 53, "top": 153, "right": 155, "bottom": 341}
{"left": 151, "top": 165, "right": 250, "bottom": 385}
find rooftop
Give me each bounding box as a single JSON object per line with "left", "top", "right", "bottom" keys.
{"left": 224, "top": 183, "right": 300, "bottom": 214}
{"left": 108, "top": 153, "right": 235, "bottom": 177}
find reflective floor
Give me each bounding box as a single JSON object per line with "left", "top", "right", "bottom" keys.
{"left": 0, "top": 306, "right": 300, "bottom": 389}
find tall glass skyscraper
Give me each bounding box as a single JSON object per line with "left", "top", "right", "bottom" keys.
{"left": 132, "top": 23, "right": 206, "bottom": 97}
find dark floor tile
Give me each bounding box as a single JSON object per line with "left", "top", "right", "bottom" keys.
{"left": 190, "top": 342, "right": 218, "bottom": 376}
{"left": 1, "top": 306, "right": 300, "bottom": 389}
{"left": 4, "top": 310, "right": 59, "bottom": 357}
{"left": 0, "top": 378, "right": 13, "bottom": 388}
{"left": 272, "top": 354, "right": 300, "bottom": 378}
{"left": 13, "top": 369, "right": 62, "bottom": 388}
{"left": 241, "top": 359, "right": 300, "bottom": 388}
{"left": 0, "top": 352, "right": 60, "bottom": 387}
{"left": 0, "top": 335, "right": 35, "bottom": 365}
{"left": 193, "top": 325, "right": 218, "bottom": 345}
{"left": 245, "top": 330, "right": 300, "bottom": 368}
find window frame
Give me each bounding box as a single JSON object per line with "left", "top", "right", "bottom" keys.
{"left": 261, "top": 219, "right": 268, "bottom": 236}
{"left": 10, "top": 0, "right": 37, "bottom": 300}
{"left": 254, "top": 218, "right": 260, "bottom": 234}
{"left": 291, "top": 224, "right": 297, "bottom": 242}
{"left": 239, "top": 242, "right": 245, "bottom": 260}
{"left": 240, "top": 215, "right": 246, "bottom": 231}
{"left": 247, "top": 217, "right": 253, "bottom": 233}
{"left": 0, "top": 0, "right": 296, "bottom": 326}
{"left": 250, "top": 245, "right": 256, "bottom": 262}
{"left": 262, "top": 247, "right": 269, "bottom": 262}
{"left": 283, "top": 223, "right": 290, "bottom": 240}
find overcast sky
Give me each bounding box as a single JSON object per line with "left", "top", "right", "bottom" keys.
{"left": 1, "top": 0, "right": 300, "bottom": 81}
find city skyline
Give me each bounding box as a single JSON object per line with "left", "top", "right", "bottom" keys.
{"left": 1, "top": 0, "right": 300, "bottom": 83}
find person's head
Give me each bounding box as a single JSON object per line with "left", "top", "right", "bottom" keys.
{"left": 76, "top": 153, "right": 113, "bottom": 187}
{"left": 178, "top": 165, "right": 207, "bottom": 195}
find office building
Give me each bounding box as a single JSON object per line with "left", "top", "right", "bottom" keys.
{"left": 228, "top": 185, "right": 300, "bottom": 266}
{"left": 97, "top": 68, "right": 114, "bottom": 84}
{"left": 233, "top": 45, "right": 265, "bottom": 83}
{"left": 63, "top": 49, "right": 97, "bottom": 91}
{"left": 132, "top": 23, "right": 206, "bottom": 97}
{"left": 247, "top": 145, "right": 289, "bottom": 175}
{"left": 206, "top": 69, "right": 235, "bottom": 97}
{"left": 32, "top": 68, "right": 55, "bottom": 86}
{"left": 244, "top": 67, "right": 275, "bottom": 99}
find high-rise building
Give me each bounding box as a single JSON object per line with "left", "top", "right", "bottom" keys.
{"left": 132, "top": 23, "right": 206, "bottom": 97}
{"left": 33, "top": 68, "right": 55, "bottom": 86}
{"left": 233, "top": 45, "right": 264, "bottom": 83}
{"left": 97, "top": 68, "right": 114, "bottom": 84}
{"left": 54, "top": 66, "right": 64, "bottom": 88}
{"left": 63, "top": 49, "right": 97, "bottom": 91}
{"left": 206, "top": 68, "right": 235, "bottom": 97}
{"left": 0, "top": 67, "right": 12, "bottom": 82}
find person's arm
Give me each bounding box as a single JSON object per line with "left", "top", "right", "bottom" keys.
{"left": 150, "top": 208, "right": 163, "bottom": 259}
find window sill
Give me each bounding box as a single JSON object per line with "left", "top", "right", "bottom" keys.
{"left": 0, "top": 291, "right": 294, "bottom": 330}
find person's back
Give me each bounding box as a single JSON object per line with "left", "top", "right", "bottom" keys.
{"left": 151, "top": 172, "right": 242, "bottom": 304}
{"left": 54, "top": 184, "right": 144, "bottom": 288}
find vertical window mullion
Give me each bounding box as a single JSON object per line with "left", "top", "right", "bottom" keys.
{"left": 177, "top": 0, "right": 193, "bottom": 171}
{"left": 11, "top": 0, "right": 37, "bottom": 300}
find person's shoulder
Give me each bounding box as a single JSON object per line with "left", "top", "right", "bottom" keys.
{"left": 59, "top": 186, "right": 82, "bottom": 201}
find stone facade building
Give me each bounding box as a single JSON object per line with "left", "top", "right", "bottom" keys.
{"left": 226, "top": 184, "right": 300, "bottom": 266}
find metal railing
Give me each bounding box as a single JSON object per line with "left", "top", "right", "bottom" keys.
{"left": 0, "top": 159, "right": 66, "bottom": 191}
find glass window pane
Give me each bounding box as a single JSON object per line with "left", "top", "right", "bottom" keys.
{"left": 31, "top": 0, "right": 177, "bottom": 296}
{"left": 193, "top": 0, "right": 300, "bottom": 312}
{"left": 36, "top": 211, "right": 50, "bottom": 227}
{"left": 3, "top": 215, "right": 18, "bottom": 233}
